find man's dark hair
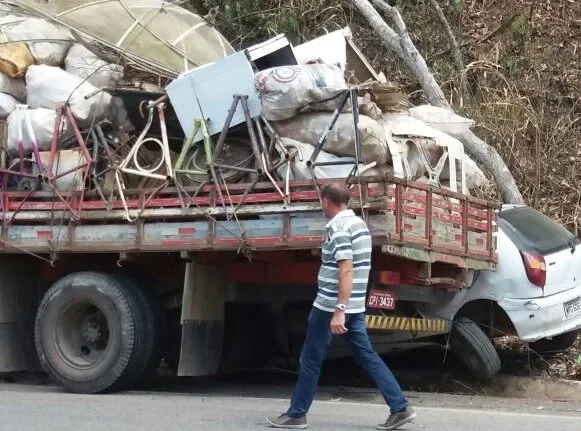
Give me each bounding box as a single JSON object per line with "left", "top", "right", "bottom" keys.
{"left": 320, "top": 182, "right": 350, "bottom": 206}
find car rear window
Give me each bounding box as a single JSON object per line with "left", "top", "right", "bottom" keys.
{"left": 498, "top": 206, "right": 580, "bottom": 255}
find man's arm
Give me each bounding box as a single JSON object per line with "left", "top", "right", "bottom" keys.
{"left": 330, "top": 228, "right": 353, "bottom": 334}
{"left": 330, "top": 259, "right": 353, "bottom": 335}
{"left": 337, "top": 259, "right": 354, "bottom": 306}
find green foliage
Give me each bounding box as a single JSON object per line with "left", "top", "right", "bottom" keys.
{"left": 449, "top": 0, "right": 465, "bottom": 13}
{"left": 192, "top": 0, "right": 347, "bottom": 49}
{"left": 510, "top": 13, "right": 533, "bottom": 41}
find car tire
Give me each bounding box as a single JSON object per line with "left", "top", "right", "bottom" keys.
{"left": 34, "top": 272, "right": 146, "bottom": 394}
{"left": 449, "top": 317, "right": 501, "bottom": 378}
{"left": 529, "top": 330, "right": 580, "bottom": 354}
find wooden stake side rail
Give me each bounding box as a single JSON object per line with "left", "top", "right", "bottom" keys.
{"left": 0, "top": 176, "right": 498, "bottom": 269}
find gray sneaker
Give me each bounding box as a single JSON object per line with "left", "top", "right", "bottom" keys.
{"left": 266, "top": 413, "right": 308, "bottom": 429}
{"left": 377, "top": 406, "right": 416, "bottom": 430}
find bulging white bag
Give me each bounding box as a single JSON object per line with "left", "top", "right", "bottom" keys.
{"left": 26, "top": 65, "right": 112, "bottom": 125}
{"left": 279, "top": 138, "right": 384, "bottom": 180}
{"left": 273, "top": 113, "right": 389, "bottom": 164}
{"left": 0, "top": 72, "right": 26, "bottom": 100}
{"left": 6, "top": 107, "right": 70, "bottom": 156}
{"left": 408, "top": 105, "right": 474, "bottom": 135}
{"left": 0, "top": 93, "right": 17, "bottom": 117}
{"left": 65, "top": 44, "right": 124, "bottom": 88}
{"left": 255, "top": 63, "right": 347, "bottom": 121}
{"left": 0, "top": 16, "right": 72, "bottom": 66}
{"left": 281, "top": 138, "right": 358, "bottom": 179}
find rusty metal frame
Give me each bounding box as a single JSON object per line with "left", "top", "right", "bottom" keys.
{"left": 0, "top": 104, "right": 93, "bottom": 223}
{"left": 173, "top": 94, "right": 287, "bottom": 214}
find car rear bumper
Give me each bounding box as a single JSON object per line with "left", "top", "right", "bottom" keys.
{"left": 498, "top": 284, "right": 581, "bottom": 342}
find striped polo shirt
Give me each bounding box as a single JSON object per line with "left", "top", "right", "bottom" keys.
{"left": 314, "top": 209, "right": 372, "bottom": 314}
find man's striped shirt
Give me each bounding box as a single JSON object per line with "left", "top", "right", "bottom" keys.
{"left": 314, "top": 209, "right": 372, "bottom": 314}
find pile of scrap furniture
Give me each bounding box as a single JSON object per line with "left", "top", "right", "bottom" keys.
{"left": 0, "top": 1, "right": 488, "bottom": 223}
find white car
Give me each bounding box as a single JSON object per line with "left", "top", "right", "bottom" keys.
{"left": 425, "top": 204, "right": 581, "bottom": 357}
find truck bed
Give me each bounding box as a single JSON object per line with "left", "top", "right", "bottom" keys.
{"left": 0, "top": 176, "right": 497, "bottom": 270}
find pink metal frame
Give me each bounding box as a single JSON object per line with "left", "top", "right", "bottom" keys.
{"left": 0, "top": 104, "right": 93, "bottom": 225}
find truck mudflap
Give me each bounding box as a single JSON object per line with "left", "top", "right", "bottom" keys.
{"left": 365, "top": 315, "right": 450, "bottom": 333}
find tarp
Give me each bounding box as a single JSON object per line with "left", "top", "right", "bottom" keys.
{"left": 2, "top": 0, "right": 234, "bottom": 77}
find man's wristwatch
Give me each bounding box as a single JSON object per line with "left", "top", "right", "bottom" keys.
{"left": 335, "top": 303, "right": 347, "bottom": 312}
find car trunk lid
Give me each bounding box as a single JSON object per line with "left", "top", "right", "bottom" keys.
{"left": 499, "top": 205, "right": 581, "bottom": 297}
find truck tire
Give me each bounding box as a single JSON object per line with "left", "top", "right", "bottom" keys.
{"left": 107, "top": 276, "right": 153, "bottom": 391}
{"left": 125, "top": 278, "right": 167, "bottom": 385}
{"left": 529, "top": 330, "right": 580, "bottom": 354}
{"left": 34, "top": 272, "right": 146, "bottom": 393}
{"left": 449, "top": 317, "right": 501, "bottom": 378}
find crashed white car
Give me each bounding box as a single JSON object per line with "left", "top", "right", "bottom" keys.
{"left": 429, "top": 204, "right": 581, "bottom": 355}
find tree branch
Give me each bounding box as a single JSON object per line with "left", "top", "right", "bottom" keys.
{"left": 354, "top": 0, "right": 449, "bottom": 108}
{"left": 427, "top": 0, "right": 469, "bottom": 103}
{"left": 351, "top": 0, "right": 524, "bottom": 204}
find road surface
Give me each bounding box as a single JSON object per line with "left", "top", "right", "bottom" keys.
{"left": 1, "top": 380, "right": 580, "bottom": 431}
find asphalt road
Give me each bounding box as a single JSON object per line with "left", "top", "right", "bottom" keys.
{"left": 1, "top": 380, "right": 581, "bottom": 431}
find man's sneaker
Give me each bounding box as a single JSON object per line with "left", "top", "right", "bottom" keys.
{"left": 377, "top": 406, "right": 416, "bottom": 430}
{"left": 266, "top": 413, "right": 308, "bottom": 429}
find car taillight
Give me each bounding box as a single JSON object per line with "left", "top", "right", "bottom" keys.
{"left": 520, "top": 251, "right": 546, "bottom": 287}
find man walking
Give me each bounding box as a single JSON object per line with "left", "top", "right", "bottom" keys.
{"left": 267, "top": 182, "right": 416, "bottom": 430}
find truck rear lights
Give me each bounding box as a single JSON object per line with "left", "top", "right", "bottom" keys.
{"left": 520, "top": 251, "right": 546, "bottom": 287}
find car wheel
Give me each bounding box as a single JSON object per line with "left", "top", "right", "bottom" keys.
{"left": 449, "top": 317, "right": 501, "bottom": 378}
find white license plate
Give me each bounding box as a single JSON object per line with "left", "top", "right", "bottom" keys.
{"left": 564, "top": 297, "right": 581, "bottom": 319}
{"left": 367, "top": 289, "right": 396, "bottom": 310}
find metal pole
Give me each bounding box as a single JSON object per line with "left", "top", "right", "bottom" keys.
{"left": 307, "top": 90, "right": 350, "bottom": 166}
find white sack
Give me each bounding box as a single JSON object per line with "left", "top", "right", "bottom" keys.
{"left": 255, "top": 63, "right": 347, "bottom": 121}
{"left": 408, "top": 105, "right": 474, "bottom": 135}
{"left": 279, "top": 138, "right": 384, "bottom": 181}
{"left": 273, "top": 113, "right": 389, "bottom": 164}
{"left": 0, "top": 93, "right": 17, "bottom": 117}
{"left": 65, "top": 44, "right": 124, "bottom": 88}
{"left": 34, "top": 149, "right": 85, "bottom": 192}
{"left": 282, "top": 139, "right": 359, "bottom": 179}
{"left": 0, "top": 72, "right": 26, "bottom": 100}
{"left": 6, "top": 108, "right": 70, "bottom": 156}
{"left": 0, "top": 16, "right": 72, "bottom": 66}
{"left": 26, "top": 65, "right": 112, "bottom": 124}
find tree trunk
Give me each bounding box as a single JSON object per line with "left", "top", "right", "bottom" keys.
{"left": 452, "top": 131, "right": 524, "bottom": 204}
{"left": 352, "top": 0, "right": 524, "bottom": 204}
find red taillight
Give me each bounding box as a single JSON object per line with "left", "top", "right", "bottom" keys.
{"left": 520, "top": 251, "right": 546, "bottom": 287}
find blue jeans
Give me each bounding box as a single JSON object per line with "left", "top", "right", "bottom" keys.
{"left": 287, "top": 307, "right": 408, "bottom": 417}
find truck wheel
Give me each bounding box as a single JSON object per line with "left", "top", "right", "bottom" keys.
{"left": 123, "top": 277, "right": 167, "bottom": 385}
{"left": 34, "top": 272, "right": 146, "bottom": 393}
{"left": 529, "top": 330, "right": 580, "bottom": 354}
{"left": 449, "top": 317, "right": 501, "bottom": 378}
{"left": 107, "top": 275, "right": 154, "bottom": 391}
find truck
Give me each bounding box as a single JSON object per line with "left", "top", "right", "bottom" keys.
{"left": 0, "top": 16, "right": 500, "bottom": 393}
{"left": 0, "top": 97, "right": 499, "bottom": 393}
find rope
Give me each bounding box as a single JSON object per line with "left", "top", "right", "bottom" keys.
{"left": 221, "top": 174, "right": 253, "bottom": 261}
{"left": 0, "top": 238, "right": 54, "bottom": 264}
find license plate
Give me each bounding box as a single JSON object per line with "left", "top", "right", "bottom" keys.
{"left": 564, "top": 297, "right": 581, "bottom": 319}
{"left": 367, "top": 289, "right": 396, "bottom": 310}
